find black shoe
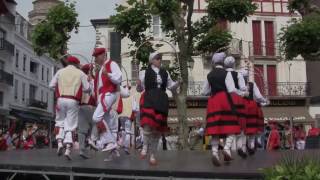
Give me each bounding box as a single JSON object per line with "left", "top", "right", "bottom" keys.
{"left": 222, "top": 150, "right": 233, "bottom": 162}
{"left": 237, "top": 149, "right": 247, "bottom": 159}
{"left": 211, "top": 155, "right": 221, "bottom": 167}
{"left": 247, "top": 148, "right": 255, "bottom": 156}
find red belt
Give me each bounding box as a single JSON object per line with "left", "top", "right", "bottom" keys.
{"left": 60, "top": 96, "right": 80, "bottom": 102}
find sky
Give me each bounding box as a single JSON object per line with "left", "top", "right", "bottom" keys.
{"left": 15, "top": 0, "right": 120, "bottom": 63}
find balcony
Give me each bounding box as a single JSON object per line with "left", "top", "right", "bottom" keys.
{"left": 187, "top": 81, "right": 310, "bottom": 98}
{"left": 266, "top": 82, "right": 310, "bottom": 97}
{"left": 27, "top": 98, "right": 48, "bottom": 110}
{"left": 0, "top": 69, "right": 13, "bottom": 86}
{"left": 0, "top": 38, "right": 15, "bottom": 56}
{"left": 248, "top": 41, "right": 281, "bottom": 59}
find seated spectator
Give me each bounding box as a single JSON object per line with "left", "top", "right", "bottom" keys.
{"left": 295, "top": 124, "right": 306, "bottom": 150}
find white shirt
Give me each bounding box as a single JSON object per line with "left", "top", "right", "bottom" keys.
{"left": 225, "top": 68, "right": 247, "bottom": 96}
{"left": 97, "top": 60, "right": 122, "bottom": 90}
{"left": 137, "top": 65, "right": 178, "bottom": 92}
{"left": 252, "top": 82, "right": 267, "bottom": 104}
{"left": 201, "top": 66, "right": 237, "bottom": 96}
{"left": 49, "top": 65, "right": 91, "bottom": 93}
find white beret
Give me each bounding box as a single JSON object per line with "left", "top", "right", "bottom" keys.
{"left": 149, "top": 52, "right": 160, "bottom": 63}
{"left": 224, "top": 56, "right": 235, "bottom": 68}
{"left": 212, "top": 52, "right": 226, "bottom": 64}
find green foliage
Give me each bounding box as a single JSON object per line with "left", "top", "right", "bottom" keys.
{"left": 279, "top": 14, "right": 320, "bottom": 60}
{"left": 196, "top": 26, "right": 232, "bottom": 55}
{"left": 32, "top": 1, "right": 79, "bottom": 60}
{"left": 207, "top": 0, "right": 257, "bottom": 23}
{"left": 147, "top": 0, "right": 180, "bottom": 32}
{"left": 263, "top": 153, "right": 320, "bottom": 180}
{"left": 110, "top": 0, "right": 151, "bottom": 45}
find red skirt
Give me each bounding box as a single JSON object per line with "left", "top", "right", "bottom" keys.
{"left": 140, "top": 92, "right": 169, "bottom": 132}
{"left": 256, "top": 105, "right": 264, "bottom": 133}
{"left": 242, "top": 99, "right": 260, "bottom": 135}
{"left": 206, "top": 92, "right": 241, "bottom": 136}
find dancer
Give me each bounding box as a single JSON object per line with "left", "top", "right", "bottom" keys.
{"left": 137, "top": 52, "right": 178, "bottom": 165}
{"left": 49, "top": 56, "right": 92, "bottom": 160}
{"left": 202, "top": 52, "right": 242, "bottom": 166}
{"left": 91, "top": 48, "right": 122, "bottom": 157}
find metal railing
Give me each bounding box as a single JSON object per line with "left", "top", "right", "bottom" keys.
{"left": 0, "top": 69, "right": 13, "bottom": 86}
{"left": 0, "top": 38, "right": 15, "bottom": 56}
{"left": 267, "top": 82, "right": 310, "bottom": 97}
{"left": 248, "top": 41, "right": 281, "bottom": 58}
{"left": 27, "top": 98, "right": 48, "bottom": 109}
{"left": 187, "top": 81, "right": 310, "bottom": 97}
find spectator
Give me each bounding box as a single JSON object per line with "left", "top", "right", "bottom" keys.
{"left": 188, "top": 120, "right": 204, "bottom": 150}
{"left": 283, "top": 120, "right": 293, "bottom": 149}
{"left": 267, "top": 121, "right": 280, "bottom": 150}
{"left": 0, "top": 130, "right": 8, "bottom": 151}
{"left": 295, "top": 124, "right": 306, "bottom": 150}
{"left": 308, "top": 123, "right": 319, "bottom": 137}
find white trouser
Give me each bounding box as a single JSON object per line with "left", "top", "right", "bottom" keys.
{"left": 142, "top": 125, "right": 160, "bottom": 156}
{"left": 211, "top": 135, "right": 235, "bottom": 156}
{"left": 296, "top": 140, "right": 305, "bottom": 150}
{"left": 56, "top": 98, "right": 79, "bottom": 144}
{"left": 236, "top": 132, "right": 247, "bottom": 151}
{"left": 119, "top": 116, "right": 133, "bottom": 148}
{"left": 55, "top": 106, "right": 65, "bottom": 141}
{"left": 78, "top": 105, "right": 97, "bottom": 150}
{"left": 92, "top": 93, "right": 117, "bottom": 146}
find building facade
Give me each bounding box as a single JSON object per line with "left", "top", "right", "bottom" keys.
{"left": 0, "top": 0, "right": 16, "bottom": 130}
{"left": 91, "top": 0, "right": 312, "bottom": 128}
{"left": 10, "top": 13, "right": 59, "bottom": 127}
{"left": 28, "top": 0, "right": 61, "bottom": 25}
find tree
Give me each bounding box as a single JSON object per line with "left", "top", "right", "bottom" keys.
{"left": 32, "top": 0, "right": 79, "bottom": 65}
{"left": 280, "top": 0, "right": 320, "bottom": 60}
{"left": 110, "top": 0, "right": 257, "bottom": 149}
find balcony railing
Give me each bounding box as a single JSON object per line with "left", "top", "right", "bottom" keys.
{"left": 248, "top": 41, "right": 281, "bottom": 58}
{"left": 27, "top": 98, "right": 48, "bottom": 110}
{"left": 0, "top": 38, "right": 15, "bottom": 56}
{"left": 187, "top": 81, "right": 310, "bottom": 97}
{"left": 0, "top": 69, "right": 13, "bottom": 86}
{"left": 266, "top": 82, "right": 310, "bottom": 97}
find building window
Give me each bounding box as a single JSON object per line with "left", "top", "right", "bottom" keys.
{"left": 29, "top": 84, "right": 37, "bottom": 100}
{"left": 264, "top": 21, "right": 275, "bottom": 56}
{"left": 252, "top": 20, "right": 262, "bottom": 56}
{"left": 0, "top": 29, "right": 5, "bottom": 48}
{"left": 0, "top": 61, "right": 4, "bottom": 80}
{"left": 15, "top": 49, "right": 19, "bottom": 68}
{"left": 41, "top": 65, "right": 44, "bottom": 81}
{"left": 30, "top": 61, "right": 38, "bottom": 74}
{"left": 46, "top": 92, "right": 49, "bottom": 103}
{"left": 254, "top": 64, "right": 277, "bottom": 96}
{"left": 14, "top": 79, "right": 18, "bottom": 100}
{"left": 152, "top": 15, "right": 161, "bottom": 38}
{"left": 46, "top": 68, "right": 49, "bottom": 83}
{"left": 22, "top": 82, "right": 26, "bottom": 102}
{"left": 23, "top": 54, "right": 27, "bottom": 71}
{"left": 0, "top": 91, "right": 3, "bottom": 106}
{"left": 41, "top": 90, "right": 43, "bottom": 102}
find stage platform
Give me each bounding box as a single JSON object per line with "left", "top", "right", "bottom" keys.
{"left": 0, "top": 149, "right": 318, "bottom": 180}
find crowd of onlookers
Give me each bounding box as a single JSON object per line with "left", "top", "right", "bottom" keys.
{"left": 0, "top": 122, "right": 50, "bottom": 151}
{"left": 1, "top": 120, "right": 320, "bottom": 152}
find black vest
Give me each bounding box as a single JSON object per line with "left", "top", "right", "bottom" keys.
{"left": 248, "top": 82, "right": 254, "bottom": 100}
{"left": 145, "top": 65, "right": 168, "bottom": 91}
{"left": 143, "top": 65, "right": 169, "bottom": 115}
{"left": 231, "top": 71, "right": 239, "bottom": 90}
{"left": 207, "top": 68, "right": 228, "bottom": 95}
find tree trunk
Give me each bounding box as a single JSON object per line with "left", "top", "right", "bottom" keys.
{"left": 171, "top": 2, "right": 193, "bottom": 150}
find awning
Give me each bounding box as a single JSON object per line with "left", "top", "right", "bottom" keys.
{"left": 262, "top": 106, "right": 313, "bottom": 123}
